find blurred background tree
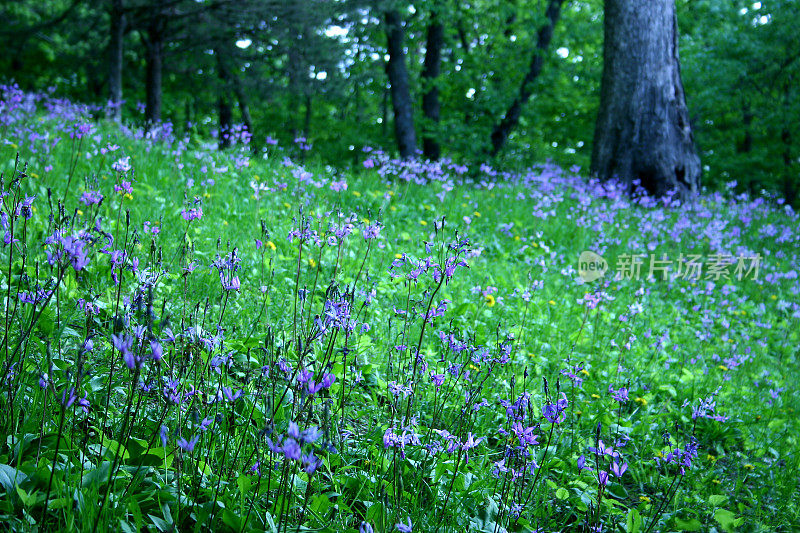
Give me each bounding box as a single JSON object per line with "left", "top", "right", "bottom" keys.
{"left": 0, "top": 0, "right": 797, "bottom": 201}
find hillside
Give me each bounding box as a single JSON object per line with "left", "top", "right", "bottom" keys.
{"left": 1, "top": 85, "right": 799, "bottom": 532}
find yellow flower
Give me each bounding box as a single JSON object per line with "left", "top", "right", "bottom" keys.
{"left": 514, "top": 235, "right": 521, "bottom": 241}
{"left": 639, "top": 496, "right": 651, "bottom": 503}
{"left": 390, "top": 205, "right": 397, "bottom": 212}
{"left": 473, "top": 211, "right": 481, "bottom": 217}
{"left": 469, "top": 364, "right": 479, "bottom": 371}
{"left": 579, "top": 369, "right": 589, "bottom": 376}
{"left": 222, "top": 220, "right": 228, "bottom": 226}
{"left": 548, "top": 300, "right": 556, "bottom": 305}
{"left": 706, "top": 454, "right": 716, "bottom": 462}
{"left": 712, "top": 479, "right": 721, "bottom": 484}
{"left": 485, "top": 294, "right": 496, "bottom": 307}
{"left": 10, "top": 143, "right": 17, "bottom": 150}
{"left": 635, "top": 397, "right": 647, "bottom": 406}
{"left": 124, "top": 193, "right": 133, "bottom": 200}
{"left": 744, "top": 464, "right": 754, "bottom": 470}
{"left": 283, "top": 202, "right": 291, "bottom": 209}
{"left": 771, "top": 295, "right": 777, "bottom": 300}
{"left": 718, "top": 365, "right": 728, "bottom": 371}
{"left": 266, "top": 241, "right": 276, "bottom": 251}
{"left": 394, "top": 253, "right": 403, "bottom": 259}
{"left": 362, "top": 217, "right": 370, "bottom": 224}
{"left": 77, "top": 209, "right": 84, "bottom": 216}
{"left": 30, "top": 172, "right": 39, "bottom": 179}
{"left": 591, "top": 394, "right": 600, "bottom": 399}
{"left": 419, "top": 220, "right": 427, "bottom": 226}
{"left": 308, "top": 258, "right": 317, "bottom": 268}
{"left": 352, "top": 190, "right": 361, "bottom": 197}
{"left": 203, "top": 192, "right": 211, "bottom": 199}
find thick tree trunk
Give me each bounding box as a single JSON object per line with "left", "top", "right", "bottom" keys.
{"left": 489, "top": 0, "right": 564, "bottom": 156}
{"left": 144, "top": 17, "right": 164, "bottom": 124}
{"left": 107, "top": 0, "right": 125, "bottom": 121}
{"left": 421, "top": 11, "right": 444, "bottom": 161}
{"left": 384, "top": 10, "right": 416, "bottom": 159}
{"left": 591, "top": 0, "right": 701, "bottom": 197}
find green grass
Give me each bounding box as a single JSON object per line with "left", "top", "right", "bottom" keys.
{"left": 0, "top": 91, "right": 799, "bottom": 532}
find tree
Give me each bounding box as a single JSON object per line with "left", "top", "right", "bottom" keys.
{"left": 420, "top": 7, "right": 443, "bottom": 160}
{"left": 384, "top": 8, "right": 416, "bottom": 159}
{"left": 489, "top": 0, "right": 565, "bottom": 157}
{"left": 591, "top": 0, "right": 701, "bottom": 197}
{"left": 107, "top": 0, "right": 126, "bottom": 121}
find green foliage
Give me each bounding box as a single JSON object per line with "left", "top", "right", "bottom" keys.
{"left": 0, "top": 85, "right": 798, "bottom": 531}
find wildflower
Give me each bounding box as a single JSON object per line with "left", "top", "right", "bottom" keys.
{"left": 182, "top": 206, "right": 203, "bottom": 221}
{"left": 150, "top": 340, "right": 163, "bottom": 361}
{"left": 543, "top": 393, "right": 569, "bottom": 424}
{"left": 360, "top": 523, "right": 375, "bottom": 533}
{"left": 282, "top": 438, "right": 302, "bottom": 461}
{"left": 177, "top": 435, "right": 200, "bottom": 453}
{"left": 114, "top": 180, "right": 133, "bottom": 195}
{"left": 610, "top": 462, "right": 628, "bottom": 477}
{"left": 301, "top": 427, "right": 322, "bottom": 444}
{"left": 302, "top": 452, "right": 322, "bottom": 475}
{"left": 160, "top": 425, "right": 168, "bottom": 447}
{"left": 396, "top": 517, "right": 413, "bottom": 532}
{"left": 81, "top": 190, "right": 103, "bottom": 206}
{"left": 61, "top": 387, "right": 77, "bottom": 408}
{"left": 635, "top": 397, "right": 647, "bottom": 406}
{"left": 222, "top": 386, "right": 243, "bottom": 402}
{"left": 112, "top": 333, "right": 136, "bottom": 369}
{"left": 485, "top": 294, "right": 496, "bottom": 307}
{"left": 266, "top": 240, "right": 277, "bottom": 251}
{"left": 609, "top": 385, "right": 629, "bottom": 403}
{"left": 112, "top": 156, "right": 132, "bottom": 172}
{"left": 17, "top": 196, "right": 35, "bottom": 219}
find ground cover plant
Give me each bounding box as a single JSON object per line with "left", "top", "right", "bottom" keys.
{"left": 1, "top": 85, "right": 799, "bottom": 532}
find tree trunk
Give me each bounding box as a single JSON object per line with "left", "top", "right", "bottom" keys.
{"left": 736, "top": 101, "right": 753, "bottom": 154}
{"left": 489, "top": 0, "right": 564, "bottom": 156}
{"left": 384, "top": 9, "right": 416, "bottom": 159}
{"left": 233, "top": 77, "right": 253, "bottom": 139}
{"left": 591, "top": 0, "right": 701, "bottom": 197}
{"left": 303, "top": 93, "right": 312, "bottom": 138}
{"left": 144, "top": 19, "right": 164, "bottom": 124}
{"left": 107, "top": 0, "right": 125, "bottom": 121}
{"left": 421, "top": 11, "right": 444, "bottom": 161}
{"left": 216, "top": 53, "right": 233, "bottom": 150}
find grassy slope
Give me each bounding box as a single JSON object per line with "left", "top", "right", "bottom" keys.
{"left": 1, "top": 90, "right": 799, "bottom": 532}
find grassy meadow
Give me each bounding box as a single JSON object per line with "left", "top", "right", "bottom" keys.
{"left": 0, "top": 86, "right": 799, "bottom": 532}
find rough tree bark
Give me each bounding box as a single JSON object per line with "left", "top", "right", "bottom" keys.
{"left": 591, "top": 0, "right": 701, "bottom": 197}
{"left": 489, "top": 0, "right": 564, "bottom": 156}
{"left": 384, "top": 9, "right": 416, "bottom": 159}
{"left": 107, "top": 0, "right": 125, "bottom": 122}
{"left": 421, "top": 10, "right": 444, "bottom": 161}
